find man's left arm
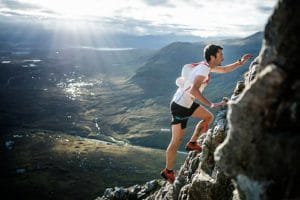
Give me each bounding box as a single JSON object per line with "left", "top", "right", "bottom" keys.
{"left": 211, "top": 54, "right": 253, "bottom": 73}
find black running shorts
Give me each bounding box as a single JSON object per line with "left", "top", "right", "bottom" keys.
{"left": 170, "top": 101, "right": 200, "bottom": 129}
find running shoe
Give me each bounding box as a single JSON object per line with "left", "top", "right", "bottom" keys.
{"left": 185, "top": 141, "right": 202, "bottom": 152}
{"left": 160, "top": 168, "right": 175, "bottom": 183}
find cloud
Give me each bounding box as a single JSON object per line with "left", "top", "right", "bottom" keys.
{"left": 86, "top": 16, "right": 191, "bottom": 36}
{"left": 0, "top": 0, "right": 278, "bottom": 38}
{"left": 0, "top": 0, "right": 41, "bottom": 10}
{"left": 0, "top": 0, "right": 59, "bottom": 18}
{"left": 257, "top": 5, "right": 275, "bottom": 13}
{"left": 141, "top": 0, "right": 174, "bottom": 7}
{"left": 180, "top": 0, "right": 205, "bottom": 7}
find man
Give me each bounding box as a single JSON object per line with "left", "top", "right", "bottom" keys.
{"left": 161, "top": 44, "right": 252, "bottom": 183}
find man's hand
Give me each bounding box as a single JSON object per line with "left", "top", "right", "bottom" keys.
{"left": 222, "top": 97, "right": 229, "bottom": 102}
{"left": 240, "top": 54, "right": 253, "bottom": 65}
{"left": 210, "top": 98, "right": 228, "bottom": 108}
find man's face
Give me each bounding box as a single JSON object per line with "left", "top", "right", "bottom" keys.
{"left": 215, "top": 49, "right": 224, "bottom": 65}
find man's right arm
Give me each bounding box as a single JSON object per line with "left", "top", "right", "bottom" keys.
{"left": 190, "top": 75, "right": 227, "bottom": 109}
{"left": 189, "top": 75, "right": 213, "bottom": 107}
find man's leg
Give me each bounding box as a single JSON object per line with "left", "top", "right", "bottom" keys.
{"left": 189, "top": 105, "right": 214, "bottom": 142}
{"left": 166, "top": 123, "right": 185, "bottom": 170}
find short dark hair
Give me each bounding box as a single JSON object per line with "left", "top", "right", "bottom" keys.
{"left": 204, "top": 44, "right": 223, "bottom": 62}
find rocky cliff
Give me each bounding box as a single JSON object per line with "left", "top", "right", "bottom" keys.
{"left": 97, "top": 0, "right": 299, "bottom": 199}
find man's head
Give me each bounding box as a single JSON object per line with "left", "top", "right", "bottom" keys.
{"left": 203, "top": 44, "right": 224, "bottom": 65}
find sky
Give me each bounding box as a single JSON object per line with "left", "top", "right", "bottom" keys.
{"left": 0, "top": 0, "right": 277, "bottom": 38}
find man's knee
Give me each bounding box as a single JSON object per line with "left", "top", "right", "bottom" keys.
{"left": 201, "top": 114, "right": 213, "bottom": 132}
{"left": 205, "top": 113, "right": 214, "bottom": 125}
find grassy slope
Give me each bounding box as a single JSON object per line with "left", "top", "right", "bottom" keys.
{"left": 1, "top": 130, "right": 186, "bottom": 200}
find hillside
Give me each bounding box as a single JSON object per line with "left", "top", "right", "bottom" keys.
{"left": 1, "top": 129, "right": 185, "bottom": 200}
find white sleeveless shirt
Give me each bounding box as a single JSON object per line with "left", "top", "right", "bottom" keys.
{"left": 172, "top": 62, "right": 210, "bottom": 108}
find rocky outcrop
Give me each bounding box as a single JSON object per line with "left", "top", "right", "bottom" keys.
{"left": 144, "top": 107, "right": 232, "bottom": 200}
{"left": 96, "top": 0, "right": 299, "bottom": 199}
{"left": 215, "top": 0, "right": 300, "bottom": 199}
{"left": 96, "top": 105, "right": 232, "bottom": 200}
{"left": 97, "top": 180, "right": 161, "bottom": 200}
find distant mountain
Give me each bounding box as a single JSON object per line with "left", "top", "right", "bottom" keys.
{"left": 0, "top": 19, "right": 202, "bottom": 50}
{"left": 129, "top": 32, "right": 263, "bottom": 103}
{"left": 216, "top": 31, "right": 263, "bottom": 46}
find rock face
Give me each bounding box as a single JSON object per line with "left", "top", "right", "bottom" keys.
{"left": 215, "top": 0, "right": 300, "bottom": 199}
{"left": 96, "top": 0, "right": 300, "bottom": 199}
{"left": 152, "top": 0, "right": 300, "bottom": 199}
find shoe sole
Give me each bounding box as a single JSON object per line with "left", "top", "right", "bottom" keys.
{"left": 161, "top": 172, "right": 167, "bottom": 179}
{"left": 185, "top": 146, "right": 202, "bottom": 152}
